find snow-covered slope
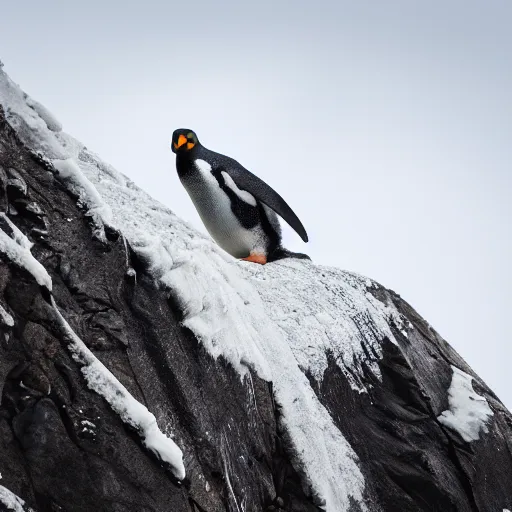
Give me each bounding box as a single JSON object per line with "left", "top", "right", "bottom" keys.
{"left": 1, "top": 62, "right": 511, "bottom": 512}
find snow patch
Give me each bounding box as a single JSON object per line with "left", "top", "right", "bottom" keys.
{"left": 0, "top": 304, "right": 14, "bottom": 327}
{"left": 315, "top": 311, "right": 334, "bottom": 325}
{"left": 0, "top": 213, "right": 33, "bottom": 249}
{"left": 52, "top": 158, "right": 113, "bottom": 241}
{"left": 0, "top": 485, "right": 31, "bottom": 512}
{"left": 0, "top": 217, "right": 52, "bottom": 290}
{"left": 438, "top": 365, "right": 494, "bottom": 442}
{"left": 25, "top": 95, "right": 62, "bottom": 132}
{"left": 0, "top": 69, "right": 67, "bottom": 159}
{"left": 245, "top": 263, "right": 401, "bottom": 392}
{"left": 52, "top": 299, "right": 185, "bottom": 479}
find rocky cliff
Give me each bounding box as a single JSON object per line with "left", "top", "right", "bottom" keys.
{"left": 0, "top": 63, "right": 511, "bottom": 512}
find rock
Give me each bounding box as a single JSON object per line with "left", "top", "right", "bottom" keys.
{"left": 0, "top": 70, "right": 511, "bottom": 512}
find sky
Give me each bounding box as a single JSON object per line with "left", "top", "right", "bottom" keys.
{"left": 1, "top": 1, "right": 511, "bottom": 409}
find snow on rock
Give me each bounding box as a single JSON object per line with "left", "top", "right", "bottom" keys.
{"left": 0, "top": 69, "right": 111, "bottom": 241}
{"left": 0, "top": 216, "right": 52, "bottom": 290}
{"left": 52, "top": 299, "right": 185, "bottom": 480}
{"left": 243, "top": 261, "right": 402, "bottom": 392}
{"left": 0, "top": 69, "right": 66, "bottom": 159}
{"left": 0, "top": 62, "right": 425, "bottom": 510}
{"left": 93, "top": 184, "right": 367, "bottom": 509}
{"left": 438, "top": 365, "right": 494, "bottom": 442}
{"left": 25, "top": 95, "right": 62, "bottom": 132}
{"left": 0, "top": 303, "right": 14, "bottom": 327}
{"left": 0, "top": 183, "right": 185, "bottom": 480}
{"left": 0, "top": 213, "right": 33, "bottom": 250}
{"left": 0, "top": 485, "right": 32, "bottom": 512}
{"left": 52, "top": 158, "right": 113, "bottom": 241}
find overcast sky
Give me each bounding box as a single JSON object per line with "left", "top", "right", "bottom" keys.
{"left": 1, "top": 1, "right": 511, "bottom": 409}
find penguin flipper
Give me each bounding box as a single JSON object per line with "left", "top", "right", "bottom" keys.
{"left": 222, "top": 165, "right": 309, "bottom": 243}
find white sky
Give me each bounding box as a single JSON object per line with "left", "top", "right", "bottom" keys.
{"left": 1, "top": 1, "right": 511, "bottom": 409}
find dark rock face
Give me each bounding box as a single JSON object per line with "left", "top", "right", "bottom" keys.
{"left": 0, "top": 104, "right": 511, "bottom": 512}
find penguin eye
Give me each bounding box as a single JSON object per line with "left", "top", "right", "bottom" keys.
{"left": 187, "top": 132, "right": 195, "bottom": 141}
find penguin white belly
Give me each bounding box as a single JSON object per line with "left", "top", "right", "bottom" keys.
{"left": 183, "top": 159, "right": 265, "bottom": 258}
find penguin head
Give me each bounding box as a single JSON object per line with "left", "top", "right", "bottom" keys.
{"left": 171, "top": 129, "right": 199, "bottom": 153}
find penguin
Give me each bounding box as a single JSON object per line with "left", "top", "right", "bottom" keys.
{"left": 171, "top": 128, "right": 309, "bottom": 264}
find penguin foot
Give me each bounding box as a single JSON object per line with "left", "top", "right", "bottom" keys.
{"left": 242, "top": 253, "right": 268, "bottom": 265}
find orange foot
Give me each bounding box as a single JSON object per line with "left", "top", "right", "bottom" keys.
{"left": 242, "top": 253, "right": 267, "bottom": 265}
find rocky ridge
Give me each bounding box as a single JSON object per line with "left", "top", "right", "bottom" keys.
{"left": 0, "top": 64, "right": 511, "bottom": 512}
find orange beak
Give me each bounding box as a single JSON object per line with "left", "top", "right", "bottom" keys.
{"left": 173, "top": 134, "right": 188, "bottom": 150}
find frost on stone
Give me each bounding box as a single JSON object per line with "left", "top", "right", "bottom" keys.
{"left": 0, "top": 485, "right": 32, "bottom": 512}
{"left": 438, "top": 365, "right": 494, "bottom": 442}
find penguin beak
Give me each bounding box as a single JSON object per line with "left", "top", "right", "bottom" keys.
{"left": 173, "top": 134, "right": 188, "bottom": 151}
